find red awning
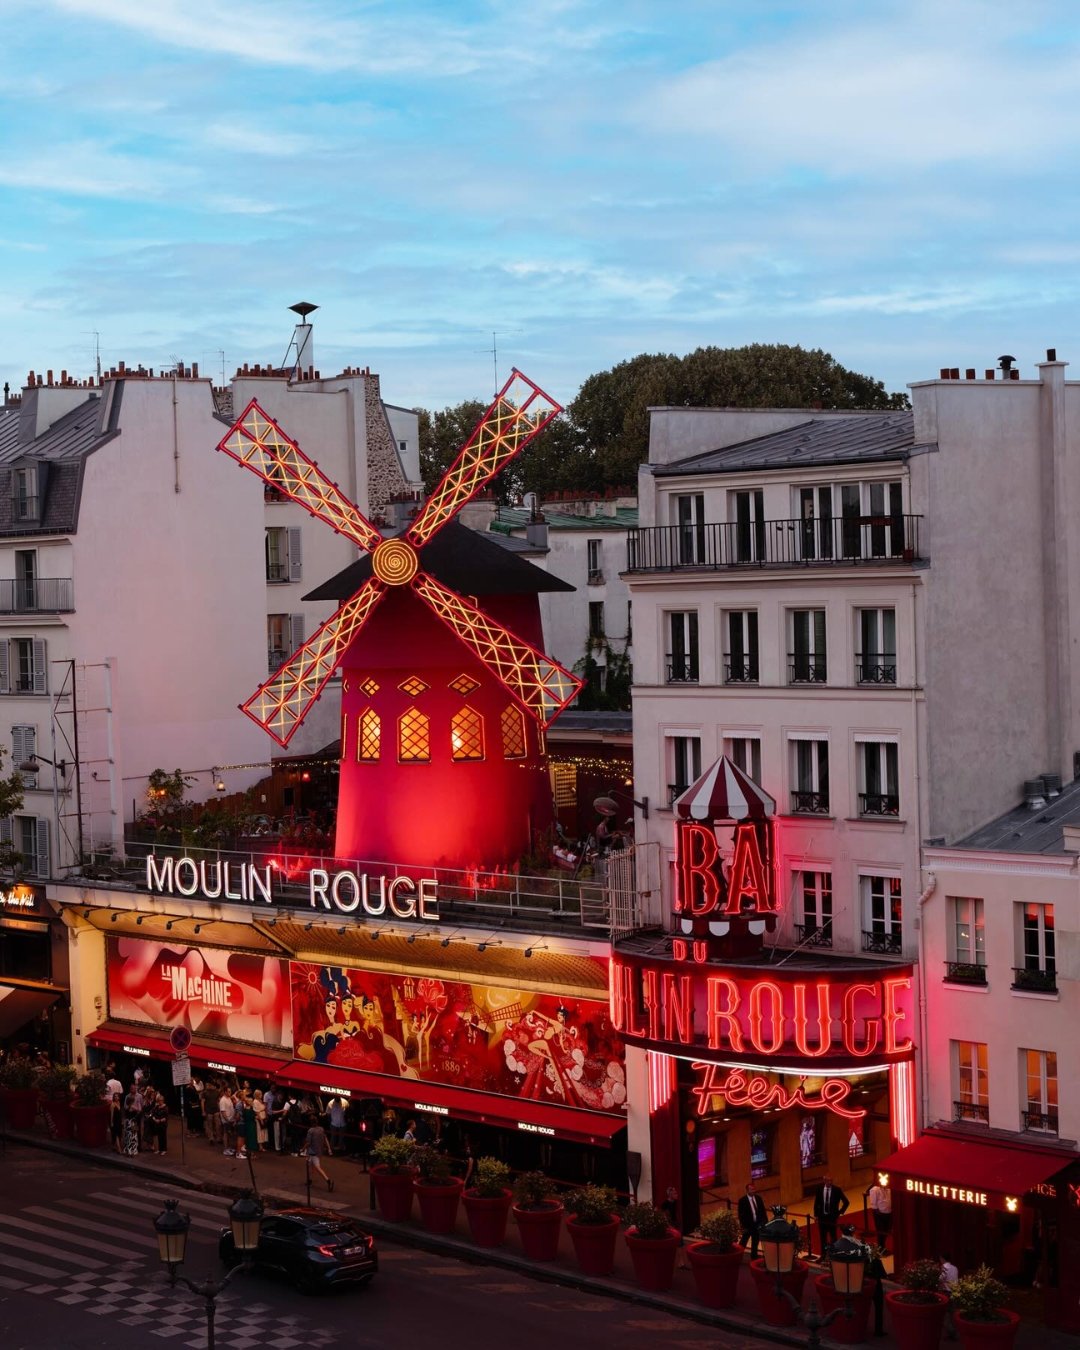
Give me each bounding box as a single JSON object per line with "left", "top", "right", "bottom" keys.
{"left": 87, "top": 1024, "right": 292, "bottom": 1080}
{"left": 880, "top": 1131, "right": 1075, "bottom": 1201}
{"left": 276, "top": 1059, "right": 627, "bottom": 1148}
{"left": 675, "top": 754, "right": 776, "bottom": 822}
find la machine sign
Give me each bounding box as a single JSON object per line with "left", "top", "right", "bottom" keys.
{"left": 144, "top": 856, "right": 440, "bottom": 923}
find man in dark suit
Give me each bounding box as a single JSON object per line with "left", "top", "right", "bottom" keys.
{"left": 813, "top": 1175, "right": 849, "bottom": 1250}
{"left": 737, "top": 1182, "right": 767, "bottom": 1259}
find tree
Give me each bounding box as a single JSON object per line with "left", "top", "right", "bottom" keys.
{"left": 417, "top": 400, "right": 488, "bottom": 494}
{"left": 0, "top": 748, "right": 25, "bottom": 871}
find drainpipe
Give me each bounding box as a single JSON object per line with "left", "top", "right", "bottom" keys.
{"left": 172, "top": 372, "right": 181, "bottom": 494}
{"left": 916, "top": 870, "right": 938, "bottom": 1129}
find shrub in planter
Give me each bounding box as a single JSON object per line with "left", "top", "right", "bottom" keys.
{"left": 687, "top": 1209, "right": 744, "bottom": 1309}
{"left": 886, "top": 1258, "right": 949, "bottom": 1350}
{"left": 623, "top": 1201, "right": 681, "bottom": 1291}
{"left": 566, "top": 1184, "right": 620, "bottom": 1276}
{"left": 370, "top": 1135, "right": 416, "bottom": 1221}
{"left": 0, "top": 1055, "right": 39, "bottom": 1130}
{"left": 71, "top": 1071, "right": 110, "bottom": 1148}
{"left": 412, "top": 1146, "right": 463, "bottom": 1235}
{"left": 951, "top": 1266, "right": 1020, "bottom": 1349}
{"left": 36, "top": 1065, "right": 76, "bottom": 1140}
{"left": 463, "top": 1157, "right": 513, "bottom": 1248}
{"left": 512, "top": 1171, "right": 564, "bottom": 1262}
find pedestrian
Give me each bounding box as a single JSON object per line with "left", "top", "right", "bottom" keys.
{"left": 238, "top": 1092, "right": 258, "bottom": 1159}
{"left": 270, "top": 1088, "right": 288, "bottom": 1152}
{"left": 219, "top": 1085, "right": 237, "bottom": 1156}
{"left": 661, "top": 1185, "right": 688, "bottom": 1267}
{"left": 202, "top": 1079, "right": 220, "bottom": 1143}
{"left": 150, "top": 1090, "right": 169, "bottom": 1155}
{"left": 186, "top": 1077, "right": 204, "bottom": 1137}
{"left": 286, "top": 1097, "right": 306, "bottom": 1154}
{"left": 865, "top": 1239, "right": 887, "bottom": 1337}
{"left": 328, "top": 1097, "right": 346, "bottom": 1153}
{"left": 130, "top": 1080, "right": 145, "bottom": 1149}
{"left": 253, "top": 1089, "right": 268, "bottom": 1151}
{"left": 867, "top": 1177, "right": 892, "bottom": 1252}
{"left": 122, "top": 1089, "right": 141, "bottom": 1155}
{"left": 105, "top": 1066, "right": 123, "bottom": 1101}
{"left": 142, "top": 1089, "right": 159, "bottom": 1154}
{"left": 738, "top": 1182, "right": 767, "bottom": 1260}
{"left": 941, "top": 1253, "right": 959, "bottom": 1340}
{"left": 109, "top": 1093, "right": 123, "bottom": 1154}
{"left": 403, "top": 1119, "right": 417, "bottom": 1143}
{"left": 303, "top": 1113, "right": 334, "bottom": 1192}
{"left": 813, "top": 1175, "right": 850, "bottom": 1251}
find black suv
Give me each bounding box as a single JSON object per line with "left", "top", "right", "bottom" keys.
{"left": 219, "top": 1207, "right": 378, "bottom": 1293}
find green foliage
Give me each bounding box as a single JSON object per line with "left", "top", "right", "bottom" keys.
{"left": 573, "top": 636, "right": 632, "bottom": 712}
{"left": 417, "top": 399, "right": 488, "bottom": 493}
{"left": 898, "top": 1258, "right": 945, "bottom": 1299}
{"left": 0, "top": 1053, "right": 37, "bottom": 1089}
{"left": 624, "top": 1201, "right": 674, "bottom": 1239}
{"left": 371, "top": 1134, "right": 415, "bottom": 1173}
{"left": 950, "top": 1265, "right": 1010, "bottom": 1321}
{"left": 512, "top": 1170, "right": 559, "bottom": 1210}
{"left": 36, "top": 1064, "right": 76, "bottom": 1098}
{"left": 411, "top": 1144, "right": 454, "bottom": 1184}
{"left": 693, "top": 1208, "right": 742, "bottom": 1251}
{"left": 567, "top": 1183, "right": 618, "bottom": 1225}
{"left": 471, "top": 1156, "right": 511, "bottom": 1197}
{"left": 73, "top": 1070, "right": 108, "bottom": 1107}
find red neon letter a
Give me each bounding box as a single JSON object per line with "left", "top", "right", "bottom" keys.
{"left": 676, "top": 822, "right": 722, "bottom": 916}
{"left": 722, "top": 822, "right": 774, "bottom": 915}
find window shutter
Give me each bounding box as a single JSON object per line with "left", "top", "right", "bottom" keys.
{"left": 34, "top": 816, "right": 49, "bottom": 876}
{"left": 0, "top": 640, "right": 9, "bottom": 694}
{"left": 0, "top": 816, "right": 11, "bottom": 847}
{"left": 11, "top": 726, "right": 28, "bottom": 763}
{"left": 288, "top": 528, "right": 303, "bottom": 582}
{"left": 289, "top": 614, "right": 305, "bottom": 649}
{"left": 31, "top": 638, "right": 46, "bottom": 693}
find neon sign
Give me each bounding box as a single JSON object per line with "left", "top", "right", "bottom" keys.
{"left": 675, "top": 821, "right": 775, "bottom": 921}
{"left": 0, "top": 886, "right": 36, "bottom": 910}
{"left": 905, "top": 1179, "right": 987, "bottom": 1207}
{"left": 691, "top": 1063, "right": 867, "bottom": 1121}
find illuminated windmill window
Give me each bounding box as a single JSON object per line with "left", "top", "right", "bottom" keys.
{"left": 398, "top": 676, "right": 429, "bottom": 697}
{"left": 552, "top": 762, "right": 577, "bottom": 807}
{"left": 359, "top": 677, "right": 379, "bottom": 697}
{"left": 398, "top": 708, "right": 430, "bottom": 762}
{"left": 449, "top": 673, "right": 479, "bottom": 696}
{"left": 358, "top": 709, "right": 380, "bottom": 762}
{"left": 451, "top": 706, "right": 484, "bottom": 761}
{"left": 501, "top": 705, "right": 527, "bottom": 759}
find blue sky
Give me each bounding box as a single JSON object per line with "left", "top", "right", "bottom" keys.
{"left": 3, "top": 0, "right": 1079, "bottom": 409}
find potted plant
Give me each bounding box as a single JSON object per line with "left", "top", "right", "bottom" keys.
{"left": 0, "top": 1054, "right": 39, "bottom": 1130}
{"left": 463, "top": 1156, "right": 513, "bottom": 1248}
{"left": 412, "top": 1145, "right": 463, "bottom": 1235}
{"left": 71, "top": 1070, "right": 110, "bottom": 1148}
{"left": 36, "top": 1064, "right": 77, "bottom": 1141}
{"left": 814, "top": 1242, "right": 879, "bottom": 1344}
{"left": 951, "top": 1266, "right": 1020, "bottom": 1349}
{"left": 512, "top": 1171, "right": 564, "bottom": 1261}
{"left": 623, "top": 1200, "right": 681, "bottom": 1291}
{"left": 370, "top": 1135, "right": 416, "bottom": 1222}
{"left": 686, "top": 1208, "right": 744, "bottom": 1309}
{"left": 565, "top": 1184, "right": 620, "bottom": 1276}
{"left": 886, "top": 1258, "right": 949, "bottom": 1350}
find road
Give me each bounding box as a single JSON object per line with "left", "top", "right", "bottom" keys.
{"left": 0, "top": 1143, "right": 769, "bottom": 1350}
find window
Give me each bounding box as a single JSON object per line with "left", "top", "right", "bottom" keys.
{"left": 795, "top": 871, "right": 833, "bottom": 947}
{"left": 789, "top": 737, "right": 829, "bottom": 814}
{"left": 857, "top": 741, "right": 899, "bottom": 816}
{"left": 0, "top": 814, "right": 49, "bottom": 877}
{"left": 667, "top": 611, "right": 699, "bottom": 683}
{"left": 841, "top": 479, "right": 905, "bottom": 559}
{"left": 1014, "top": 904, "right": 1056, "bottom": 991}
{"left": 587, "top": 539, "right": 603, "bottom": 583}
{"left": 1021, "top": 1050, "right": 1058, "bottom": 1133}
{"left": 674, "top": 493, "right": 706, "bottom": 564}
{"left": 797, "top": 486, "right": 834, "bottom": 561}
{"left": 588, "top": 601, "right": 605, "bottom": 639}
{"left": 265, "top": 526, "right": 302, "bottom": 583}
{"left": 946, "top": 897, "right": 986, "bottom": 983}
{"left": 789, "top": 610, "right": 827, "bottom": 683}
{"left": 398, "top": 708, "right": 430, "bottom": 762}
{"left": 267, "top": 615, "right": 303, "bottom": 671}
{"left": 450, "top": 706, "right": 484, "bottom": 761}
{"left": 856, "top": 608, "right": 897, "bottom": 684}
{"left": 861, "top": 875, "right": 902, "bottom": 953}
{"left": 731, "top": 489, "right": 765, "bottom": 563}
{"left": 357, "top": 709, "right": 380, "bottom": 762}
{"left": 724, "top": 735, "right": 761, "bottom": 781}
{"left": 14, "top": 550, "right": 35, "bottom": 611}
{"left": 953, "top": 1040, "right": 989, "bottom": 1123}
{"left": 551, "top": 762, "right": 577, "bottom": 807}
{"left": 668, "top": 734, "right": 701, "bottom": 804}
{"left": 0, "top": 637, "right": 47, "bottom": 694}
{"left": 626, "top": 600, "right": 632, "bottom": 642}
{"left": 724, "top": 610, "right": 758, "bottom": 683}
{"left": 11, "top": 725, "right": 36, "bottom": 788}
{"left": 12, "top": 466, "right": 39, "bottom": 522}
{"left": 501, "top": 705, "right": 527, "bottom": 759}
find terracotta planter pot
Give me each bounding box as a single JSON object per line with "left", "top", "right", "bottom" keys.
{"left": 414, "top": 1177, "right": 463, "bottom": 1235}
{"left": 71, "top": 1103, "right": 110, "bottom": 1149}
{"left": 41, "top": 1096, "right": 74, "bottom": 1141}
{"left": 955, "top": 1309, "right": 1021, "bottom": 1350}
{"left": 0, "top": 1087, "right": 38, "bottom": 1130}
{"left": 625, "top": 1227, "right": 681, "bottom": 1291}
{"left": 371, "top": 1166, "right": 416, "bottom": 1222}
{"left": 463, "top": 1189, "right": 513, "bottom": 1248}
{"left": 750, "top": 1257, "right": 809, "bottom": 1326}
{"left": 566, "top": 1214, "right": 620, "bottom": 1276}
{"left": 815, "top": 1274, "right": 878, "bottom": 1344}
{"left": 513, "top": 1203, "right": 563, "bottom": 1261}
{"left": 885, "top": 1290, "right": 950, "bottom": 1350}
{"left": 686, "top": 1242, "right": 744, "bottom": 1309}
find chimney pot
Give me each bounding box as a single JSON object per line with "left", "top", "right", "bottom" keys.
{"left": 1047, "top": 348, "right": 1057, "bottom": 361}
{"left": 1011, "top": 368, "right": 1020, "bottom": 380}
{"left": 950, "top": 368, "right": 960, "bottom": 380}
{"left": 985, "top": 369, "right": 995, "bottom": 380}
{"left": 939, "top": 367, "right": 949, "bottom": 379}
{"left": 966, "top": 368, "right": 975, "bottom": 380}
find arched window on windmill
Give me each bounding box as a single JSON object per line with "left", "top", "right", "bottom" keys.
{"left": 451, "top": 706, "right": 484, "bottom": 761}
{"left": 500, "top": 705, "right": 527, "bottom": 759}
{"left": 358, "top": 709, "right": 380, "bottom": 762}
{"left": 398, "top": 707, "right": 430, "bottom": 763}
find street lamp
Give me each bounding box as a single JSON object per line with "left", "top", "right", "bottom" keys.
{"left": 153, "top": 1192, "right": 263, "bottom": 1350}
{"left": 759, "top": 1205, "right": 866, "bottom": 1349}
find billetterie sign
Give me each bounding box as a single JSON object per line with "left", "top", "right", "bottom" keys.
{"left": 145, "top": 856, "right": 440, "bottom": 922}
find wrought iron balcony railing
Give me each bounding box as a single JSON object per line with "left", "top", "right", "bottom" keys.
{"left": 0, "top": 578, "right": 73, "bottom": 613}
{"left": 855, "top": 654, "right": 897, "bottom": 684}
{"left": 862, "top": 928, "right": 903, "bottom": 955}
{"left": 794, "top": 921, "right": 833, "bottom": 948}
{"left": 268, "top": 648, "right": 289, "bottom": 671}
{"left": 859, "top": 792, "right": 900, "bottom": 817}
{"left": 790, "top": 790, "right": 830, "bottom": 815}
{"left": 954, "top": 1100, "right": 990, "bottom": 1124}
{"left": 626, "top": 515, "right": 923, "bottom": 573}
{"left": 944, "top": 960, "right": 988, "bottom": 986}
{"left": 724, "top": 658, "right": 759, "bottom": 684}
{"left": 1012, "top": 966, "right": 1057, "bottom": 993}
{"left": 266, "top": 562, "right": 290, "bottom": 582}
{"left": 665, "top": 655, "right": 699, "bottom": 684}
{"left": 788, "top": 655, "right": 828, "bottom": 684}
{"left": 1021, "top": 1109, "right": 1058, "bottom": 1134}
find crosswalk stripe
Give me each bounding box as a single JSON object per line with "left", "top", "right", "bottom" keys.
{"left": 121, "top": 1186, "right": 237, "bottom": 1220}
{"left": 0, "top": 1213, "right": 141, "bottom": 1262}
{"left": 0, "top": 1229, "right": 106, "bottom": 1270}
{"left": 84, "top": 1192, "right": 223, "bottom": 1232}
{"left": 0, "top": 1250, "right": 69, "bottom": 1280}
{"left": 25, "top": 1203, "right": 158, "bottom": 1249}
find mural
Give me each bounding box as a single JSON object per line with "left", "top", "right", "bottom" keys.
{"left": 291, "top": 962, "right": 627, "bottom": 1115}
{"left": 106, "top": 938, "right": 292, "bottom": 1047}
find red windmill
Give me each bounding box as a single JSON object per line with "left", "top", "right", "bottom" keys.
{"left": 216, "top": 370, "right": 583, "bottom": 870}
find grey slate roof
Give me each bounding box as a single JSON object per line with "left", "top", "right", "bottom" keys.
{"left": 957, "top": 777, "right": 1080, "bottom": 855}
{"left": 490, "top": 504, "right": 638, "bottom": 532}
{"left": 654, "top": 412, "right": 918, "bottom": 477}
{"left": 549, "top": 710, "right": 632, "bottom": 735}
{"left": 0, "top": 394, "right": 108, "bottom": 536}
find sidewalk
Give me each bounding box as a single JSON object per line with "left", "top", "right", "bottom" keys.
{"left": 4, "top": 1123, "right": 1074, "bottom": 1349}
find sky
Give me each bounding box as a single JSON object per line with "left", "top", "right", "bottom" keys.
{"left": 3, "top": 0, "right": 1080, "bottom": 410}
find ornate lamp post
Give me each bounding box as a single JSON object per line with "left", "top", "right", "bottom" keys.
{"left": 153, "top": 1191, "right": 263, "bottom": 1349}
{"left": 759, "top": 1205, "right": 866, "bottom": 1349}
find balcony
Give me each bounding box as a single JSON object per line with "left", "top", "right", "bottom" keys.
{"left": 788, "top": 655, "right": 827, "bottom": 684}
{"left": 954, "top": 1100, "right": 990, "bottom": 1124}
{"left": 266, "top": 562, "right": 289, "bottom": 583}
{"left": 0, "top": 578, "right": 73, "bottom": 613}
{"left": 1012, "top": 966, "right": 1057, "bottom": 993}
{"left": 862, "top": 928, "right": 902, "bottom": 955}
{"left": 626, "top": 515, "right": 923, "bottom": 573}
{"left": 944, "top": 960, "right": 988, "bottom": 986}
{"left": 794, "top": 921, "right": 833, "bottom": 948}
{"left": 665, "top": 656, "right": 699, "bottom": 684}
{"left": 1021, "top": 1109, "right": 1058, "bottom": 1135}
{"left": 859, "top": 792, "right": 900, "bottom": 818}
{"left": 724, "top": 658, "right": 758, "bottom": 684}
{"left": 268, "top": 648, "right": 289, "bottom": 671}
{"left": 790, "top": 789, "right": 830, "bottom": 815}
{"left": 856, "top": 654, "right": 897, "bottom": 684}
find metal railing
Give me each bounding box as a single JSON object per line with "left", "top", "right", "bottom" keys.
{"left": 626, "top": 514, "right": 923, "bottom": 572}
{"left": 954, "top": 1100, "right": 990, "bottom": 1124}
{"left": 724, "top": 658, "right": 758, "bottom": 683}
{"left": 668, "top": 783, "right": 690, "bottom": 806}
{"left": 859, "top": 792, "right": 900, "bottom": 817}
{"left": 665, "top": 656, "right": 699, "bottom": 683}
{"left": 794, "top": 921, "right": 833, "bottom": 948}
{"left": 266, "top": 562, "right": 289, "bottom": 582}
{"left": 862, "top": 928, "right": 903, "bottom": 955}
{"left": 788, "top": 655, "right": 828, "bottom": 684}
{"left": 944, "top": 960, "right": 987, "bottom": 985}
{"left": 587, "top": 569, "right": 604, "bottom": 585}
{"left": 0, "top": 578, "right": 74, "bottom": 613}
{"left": 1021, "top": 1109, "right": 1058, "bottom": 1134}
{"left": 856, "top": 654, "right": 897, "bottom": 684}
{"left": 267, "top": 649, "right": 289, "bottom": 670}
{"left": 790, "top": 790, "right": 830, "bottom": 815}
{"left": 1012, "top": 966, "right": 1057, "bottom": 993}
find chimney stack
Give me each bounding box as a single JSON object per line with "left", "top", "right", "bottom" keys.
{"left": 288, "top": 301, "right": 318, "bottom": 379}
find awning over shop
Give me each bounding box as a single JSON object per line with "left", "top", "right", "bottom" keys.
{"left": 880, "top": 1131, "right": 1076, "bottom": 1203}
{"left": 277, "top": 1059, "right": 627, "bottom": 1148}
{"left": 86, "top": 1023, "right": 292, "bottom": 1080}
{"left": 0, "top": 983, "right": 61, "bottom": 1038}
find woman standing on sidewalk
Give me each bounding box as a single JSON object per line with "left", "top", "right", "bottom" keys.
{"left": 122, "top": 1089, "right": 140, "bottom": 1155}
{"left": 109, "top": 1093, "right": 123, "bottom": 1154}
{"left": 253, "top": 1089, "right": 268, "bottom": 1151}
{"left": 303, "top": 1113, "right": 334, "bottom": 1192}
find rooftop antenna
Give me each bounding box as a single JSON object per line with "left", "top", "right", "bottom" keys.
{"left": 219, "top": 350, "right": 226, "bottom": 386}
{"left": 477, "top": 330, "right": 521, "bottom": 400}
{"left": 85, "top": 331, "right": 102, "bottom": 381}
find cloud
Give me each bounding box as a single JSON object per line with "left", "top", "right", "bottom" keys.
{"left": 0, "top": 141, "right": 186, "bottom": 199}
